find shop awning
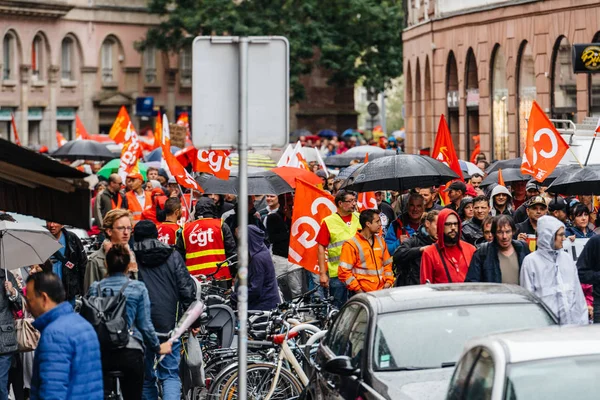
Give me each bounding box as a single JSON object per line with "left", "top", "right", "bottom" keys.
{"left": 0, "top": 139, "right": 91, "bottom": 228}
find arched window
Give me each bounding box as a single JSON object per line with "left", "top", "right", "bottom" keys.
{"left": 589, "top": 32, "right": 600, "bottom": 116}
{"left": 2, "top": 32, "right": 17, "bottom": 80}
{"left": 61, "top": 37, "right": 73, "bottom": 80}
{"left": 31, "top": 34, "right": 47, "bottom": 81}
{"left": 100, "top": 36, "right": 121, "bottom": 84}
{"left": 143, "top": 46, "right": 157, "bottom": 84}
{"left": 446, "top": 51, "right": 459, "bottom": 145}
{"left": 551, "top": 36, "right": 576, "bottom": 121}
{"left": 465, "top": 48, "right": 479, "bottom": 158}
{"left": 517, "top": 41, "right": 536, "bottom": 154}
{"left": 424, "top": 57, "right": 433, "bottom": 149}
{"left": 491, "top": 45, "right": 509, "bottom": 160}
{"left": 415, "top": 58, "right": 422, "bottom": 150}
{"left": 405, "top": 62, "right": 413, "bottom": 149}
{"left": 180, "top": 46, "right": 192, "bottom": 86}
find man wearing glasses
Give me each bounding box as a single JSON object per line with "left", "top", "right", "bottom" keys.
{"left": 420, "top": 209, "right": 476, "bottom": 284}
{"left": 316, "top": 190, "right": 360, "bottom": 307}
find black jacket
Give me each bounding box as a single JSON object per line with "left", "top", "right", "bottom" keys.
{"left": 97, "top": 189, "right": 127, "bottom": 226}
{"left": 266, "top": 209, "right": 290, "bottom": 258}
{"left": 465, "top": 240, "right": 529, "bottom": 283}
{"left": 577, "top": 234, "right": 600, "bottom": 322}
{"left": 462, "top": 218, "right": 484, "bottom": 246}
{"left": 513, "top": 203, "right": 528, "bottom": 224}
{"left": 515, "top": 219, "right": 536, "bottom": 238}
{"left": 133, "top": 238, "right": 197, "bottom": 333}
{"left": 0, "top": 269, "right": 21, "bottom": 354}
{"left": 50, "top": 228, "right": 88, "bottom": 300}
{"left": 393, "top": 227, "right": 435, "bottom": 286}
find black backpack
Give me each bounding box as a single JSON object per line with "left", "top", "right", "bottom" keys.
{"left": 81, "top": 281, "right": 131, "bottom": 350}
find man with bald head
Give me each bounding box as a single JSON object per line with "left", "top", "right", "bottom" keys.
{"left": 97, "top": 173, "right": 128, "bottom": 227}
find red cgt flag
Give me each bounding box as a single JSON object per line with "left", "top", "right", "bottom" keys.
{"left": 117, "top": 122, "right": 141, "bottom": 181}
{"left": 357, "top": 154, "right": 377, "bottom": 212}
{"left": 288, "top": 179, "right": 336, "bottom": 273}
{"left": 432, "top": 115, "right": 464, "bottom": 204}
{"left": 194, "top": 149, "right": 232, "bottom": 180}
{"left": 75, "top": 115, "right": 90, "bottom": 140}
{"left": 109, "top": 106, "right": 132, "bottom": 144}
{"left": 161, "top": 114, "right": 202, "bottom": 192}
{"left": 521, "top": 101, "right": 569, "bottom": 182}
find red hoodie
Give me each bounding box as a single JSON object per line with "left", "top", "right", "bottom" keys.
{"left": 420, "top": 208, "right": 476, "bottom": 284}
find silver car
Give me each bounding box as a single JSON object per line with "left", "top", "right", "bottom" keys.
{"left": 446, "top": 325, "right": 600, "bottom": 400}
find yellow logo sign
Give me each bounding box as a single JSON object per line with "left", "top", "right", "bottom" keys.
{"left": 581, "top": 45, "right": 600, "bottom": 71}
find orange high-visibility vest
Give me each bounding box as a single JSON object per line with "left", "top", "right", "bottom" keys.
{"left": 126, "top": 191, "right": 152, "bottom": 221}
{"left": 157, "top": 222, "right": 180, "bottom": 246}
{"left": 183, "top": 218, "right": 230, "bottom": 279}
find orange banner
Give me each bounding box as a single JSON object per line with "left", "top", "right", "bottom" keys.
{"left": 75, "top": 115, "right": 90, "bottom": 140}
{"left": 109, "top": 106, "right": 131, "bottom": 144}
{"left": 521, "top": 101, "right": 569, "bottom": 182}
{"left": 161, "top": 114, "right": 202, "bottom": 191}
{"left": 118, "top": 123, "right": 141, "bottom": 181}
{"left": 194, "top": 149, "right": 232, "bottom": 180}
{"left": 288, "top": 179, "right": 336, "bottom": 273}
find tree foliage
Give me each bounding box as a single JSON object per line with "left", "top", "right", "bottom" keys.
{"left": 142, "top": 0, "right": 403, "bottom": 103}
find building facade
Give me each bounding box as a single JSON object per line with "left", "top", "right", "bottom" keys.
{"left": 403, "top": 0, "right": 600, "bottom": 160}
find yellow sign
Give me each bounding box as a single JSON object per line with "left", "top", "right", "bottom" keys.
{"left": 581, "top": 45, "right": 600, "bottom": 71}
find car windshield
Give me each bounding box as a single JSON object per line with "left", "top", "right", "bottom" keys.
{"left": 505, "top": 355, "right": 600, "bottom": 400}
{"left": 373, "top": 304, "right": 555, "bottom": 371}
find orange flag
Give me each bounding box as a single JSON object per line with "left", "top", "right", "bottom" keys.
{"left": 288, "top": 179, "right": 336, "bottom": 272}
{"left": 498, "top": 168, "right": 505, "bottom": 186}
{"left": 194, "top": 149, "right": 232, "bottom": 180}
{"left": 161, "top": 114, "right": 202, "bottom": 191}
{"left": 117, "top": 123, "right": 141, "bottom": 181}
{"left": 432, "top": 115, "right": 464, "bottom": 204}
{"left": 56, "top": 131, "right": 68, "bottom": 147}
{"left": 153, "top": 110, "right": 162, "bottom": 150}
{"left": 75, "top": 115, "right": 90, "bottom": 140}
{"left": 521, "top": 101, "right": 569, "bottom": 182}
{"left": 10, "top": 113, "right": 21, "bottom": 146}
{"left": 357, "top": 154, "right": 377, "bottom": 212}
{"left": 109, "top": 106, "right": 131, "bottom": 144}
{"left": 470, "top": 135, "right": 481, "bottom": 164}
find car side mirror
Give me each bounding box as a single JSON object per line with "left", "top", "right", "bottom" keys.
{"left": 324, "top": 356, "right": 359, "bottom": 377}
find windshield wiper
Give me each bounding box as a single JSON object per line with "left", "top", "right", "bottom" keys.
{"left": 441, "top": 362, "right": 456, "bottom": 368}
{"left": 393, "top": 362, "right": 456, "bottom": 371}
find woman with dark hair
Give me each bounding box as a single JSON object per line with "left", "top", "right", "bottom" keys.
{"left": 566, "top": 203, "right": 596, "bottom": 238}
{"left": 458, "top": 197, "right": 474, "bottom": 222}
{"left": 87, "top": 245, "right": 171, "bottom": 400}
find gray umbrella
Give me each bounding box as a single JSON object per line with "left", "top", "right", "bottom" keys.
{"left": 481, "top": 168, "right": 531, "bottom": 187}
{"left": 485, "top": 157, "right": 522, "bottom": 174}
{"left": 51, "top": 140, "right": 115, "bottom": 161}
{"left": 337, "top": 163, "right": 364, "bottom": 180}
{"left": 196, "top": 170, "right": 293, "bottom": 196}
{"left": 325, "top": 146, "right": 398, "bottom": 167}
{"left": 340, "top": 154, "right": 460, "bottom": 192}
{"left": 546, "top": 165, "right": 600, "bottom": 195}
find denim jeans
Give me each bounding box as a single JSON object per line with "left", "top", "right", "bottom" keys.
{"left": 143, "top": 339, "right": 181, "bottom": 400}
{"left": 328, "top": 277, "right": 348, "bottom": 309}
{"left": 0, "top": 354, "right": 12, "bottom": 400}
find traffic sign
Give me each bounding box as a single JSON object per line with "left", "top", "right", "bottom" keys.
{"left": 192, "top": 36, "right": 289, "bottom": 149}
{"left": 367, "top": 102, "right": 379, "bottom": 117}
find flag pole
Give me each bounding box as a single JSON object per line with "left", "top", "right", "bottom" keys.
{"left": 584, "top": 132, "right": 597, "bottom": 167}
{"left": 568, "top": 147, "right": 584, "bottom": 169}
{"left": 178, "top": 184, "right": 193, "bottom": 222}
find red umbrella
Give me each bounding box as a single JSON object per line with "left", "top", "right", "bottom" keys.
{"left": 271, "top": 166, "right": 323, "bottom": 188}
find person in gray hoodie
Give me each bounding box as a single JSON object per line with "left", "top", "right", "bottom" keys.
{"left": 520, "top": 215, "right": 588, "bottom": 325}
{"left": 489, "top": 184, "right": 513, "bottom": 217}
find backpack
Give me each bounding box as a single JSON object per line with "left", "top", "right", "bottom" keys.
{"left": 81, "top": 281, "right": 130, "bottom": 350}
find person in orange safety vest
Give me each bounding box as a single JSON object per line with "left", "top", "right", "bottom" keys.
{"left": 176, "top": 197, "right": 236, "bottom": 280}
{"left": 125, "top": 172, "right": 152, "bottom": 223}
{"left": 338, "top": 209, "right": 394, "bottom": 294}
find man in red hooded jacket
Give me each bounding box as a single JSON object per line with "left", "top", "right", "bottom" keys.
{"left": 420, "top": 208, "right": 476, "bottom": 284}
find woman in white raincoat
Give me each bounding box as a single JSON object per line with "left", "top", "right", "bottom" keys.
{"left": 520, "top": 215, "right": 588, "bottom": 325}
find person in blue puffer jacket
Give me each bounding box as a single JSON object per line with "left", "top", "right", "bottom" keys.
{"left": 26, "top": 272, "right": 103, "bottom": 400}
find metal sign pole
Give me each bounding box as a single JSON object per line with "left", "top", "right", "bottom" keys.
{"left": 236, "top": 36, "right": 249, "bottom": 400}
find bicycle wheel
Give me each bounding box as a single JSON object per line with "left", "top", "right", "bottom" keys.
{"left": 219, "top": 363, "right": 303, "bottom": 400}
{"left": 205, "top": 362, "right": 242, "bottom": 400}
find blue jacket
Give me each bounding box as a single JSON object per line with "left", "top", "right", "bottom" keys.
{"left": 385, "top": 215, "right": 418, "bottom": 255}
{"left": 566, "top": 226, "right": 596, "bottom": 239}
{"left": 31, "top": 302, "right": 103, "bottom": 400}
{"left": 88, "top": 274, "right": 161, "bottom": 353}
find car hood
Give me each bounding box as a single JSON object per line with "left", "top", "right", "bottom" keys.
{"left": 372, "top": 368, "right": 454, "bottom": 400}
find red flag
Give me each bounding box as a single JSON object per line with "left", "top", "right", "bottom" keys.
{"left": 161, "top": 114, "right": 202, "bottom": 191}
{"left": 194, "top": 149, "right": 232, "bottom": 180}
{"left": 498, "top": 168, "right": 505, "bottom": 186}
{"left": 357, "top": 154, "right": 377, "bottom": 211}
{"left": 109, "top": 106, "right": 131, "bottom": 144}
{"left": 470, "top": 135, "right": 481, "bottom": 164}
{"left": 432, "top": 115, "right": 464, "bottom": 181}
{"left": 521, "top": 101, "right": 569, "bottom": 182}
{"left": 10, "top": 113, "right": 21, "bottom": 146}
{"left": 288, "top": 179, "right": 336, "bottom": 272}
{"left": 153, "top": 110, "right": 162, "bottom": 150}
{"left": 75, "top": 115, "right": 90, "bottom": 140}
{"left": 56, "top": 131, "right": 68, "bottom": 147}
{"left": 117, "top": 123, "right": 142, "bottom": 181}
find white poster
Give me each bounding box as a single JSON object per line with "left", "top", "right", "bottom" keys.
{"left": 562, "top": 238, "right": 590, "bottom": 262}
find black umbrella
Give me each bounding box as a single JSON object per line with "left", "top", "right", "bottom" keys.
{"left": 196, "top": 170, "right": 293, "bottom": 196}
{"left": 340, "top": 154, "right": 460, "bottom": 192}
{"left": 325, "top": 146, "right": 398, "bottom": 167}
{"left": 51, "top": 140, "right": 115, "bottom": 161}
{"left": 481, "top": 168, "right": 530, "bottom": 187}
{"left": 486, "top": 157, "right": 522, "bottom": 174}
{"left": 546, "top": 165, "right": 600, "bottom": 195}
{"left": 539, "top": 165, "right": 570, "bottom": 186}
{"left": 337, "top": 163, "right": 363, "bottom": 180}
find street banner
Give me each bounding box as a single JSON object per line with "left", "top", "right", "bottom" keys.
{"left": 521, "top": 101, "right": 569, "bottom": 182}
{"left": 56, "top": 131, "right": 68, "bottom": 147}
{"left": 194, "top": 149, "right": 232, "bottom": 180}
{"left": 75, "top": 115, "right": 90, "bottom": 140}
{"left": 117, "top": 123, "right": 141, "bottom": 181}
{"left": 288, "top": 179, "right": 336, "bottom": 272}
{"left": 161, "top": 114, "right": 202, "bottom": 191}
{"left": 109, "top": 106, "right": 132, "bottom": 144}
{"left": 10, "top": 113, "right": 21, "bottom": 146}
{"left": 357, "top": 154, "right": 377, "bottom": 212}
